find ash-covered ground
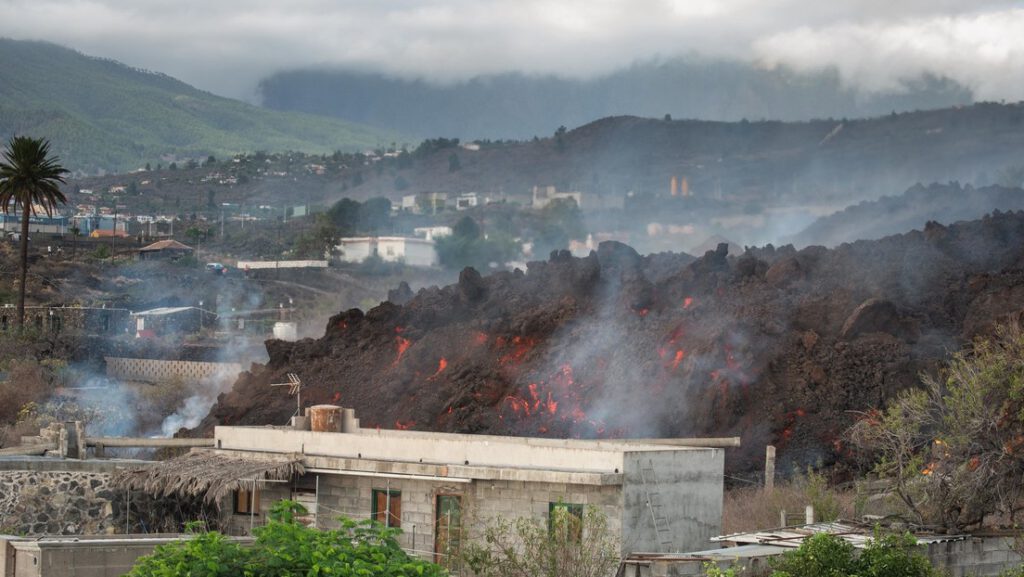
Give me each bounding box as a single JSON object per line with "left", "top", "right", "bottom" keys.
{"left": 193, "top": 211, "right": 1024, "bottom": 473}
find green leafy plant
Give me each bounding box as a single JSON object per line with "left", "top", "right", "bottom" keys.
{"left": 769, "top": 532, "right": 938, "bottom": 577}
{"left": 703, "top": 562, "right": 741, "bottom": 576}
{"left": 126, "top": 500, "right": 447, "bottom": 577}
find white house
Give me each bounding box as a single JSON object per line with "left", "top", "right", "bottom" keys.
{"left": 337, "top": 236, "right": 438, "bottom": 267}
{"left": 413, "top": 226, "right": 452, "bottom": 241}
{"left": 401, "top": 192, "right": 448, "bottom": 215}
{"left": 454, "top": 192, "right": 479, "bottom": 211}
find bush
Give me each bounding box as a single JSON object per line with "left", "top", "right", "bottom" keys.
{"left": 461, "top": 504, "right": 618, "bottom": 577}
{"left": 127, "top": 501, "right": 447, "bottom": 577}
{"left": 847, "top": 323, "right": 1024, "bottom": 531}
{"left": 768, "top": 532, "right": 938, "bottom": 577}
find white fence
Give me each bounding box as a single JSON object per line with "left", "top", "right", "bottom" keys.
{"left": 235, "top": 260, "right": 329, "bottom": 270}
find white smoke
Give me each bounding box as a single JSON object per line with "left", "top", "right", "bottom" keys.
{"left": 158, "top": 364, "right": 242, "bottom": 437}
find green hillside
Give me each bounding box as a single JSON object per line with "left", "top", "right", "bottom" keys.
{"left": 0, "top": 39, "right": 408, "bottom": 173}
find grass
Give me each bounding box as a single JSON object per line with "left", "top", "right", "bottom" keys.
{"left": 722, "top": 471, "right": 861, "bottom": 534}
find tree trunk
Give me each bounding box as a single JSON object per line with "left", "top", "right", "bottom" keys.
{"left": 16, "top": 197, "right": 29, "bottom": 329}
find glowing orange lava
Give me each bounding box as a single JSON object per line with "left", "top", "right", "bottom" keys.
{"left": 392, "top": 336, "right": 412, "bottom": 366}
{"left": 429, "top": 357, "right": 448, "bottom": 379}
{"left": 671, "top": 349, "right": 685, "bottom": 370}
{"left": 683, "top": 297, "right": 694, "bottom": 309}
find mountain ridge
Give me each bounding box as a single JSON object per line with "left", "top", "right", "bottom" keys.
{"left": 0, "top": 39, "right": 408, "bottom": 173}
{"left": 259, "top": 58, "right": 974, "bottom": 140}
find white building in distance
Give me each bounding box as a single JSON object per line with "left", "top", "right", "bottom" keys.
{"left": 337, "top": 236, "right": 438, "bottom": 267}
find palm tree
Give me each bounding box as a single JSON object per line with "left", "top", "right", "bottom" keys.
{"left": 0, "top": 136, "right": 68, "bottom": 329}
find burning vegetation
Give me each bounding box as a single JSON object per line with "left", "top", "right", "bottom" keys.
{"left": 194, "top": 211, "right": 1024, "bottom": 473}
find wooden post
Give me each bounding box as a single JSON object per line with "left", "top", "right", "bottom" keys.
{"left": 805, "top": 505, "right": 815, "bottom": 525}
{"left": 765, "top": 445, "right": 776, "bottom": 494}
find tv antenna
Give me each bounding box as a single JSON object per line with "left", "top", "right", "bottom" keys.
{"left": 270, "top": 373, "right": 304, "bottom": 416}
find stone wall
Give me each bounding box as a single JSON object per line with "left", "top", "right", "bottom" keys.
{"left": 0, "top": 469, "right": 208, "bottom": 536}
{"left": 0, "top": 471, "right": 125, "bottom": 535}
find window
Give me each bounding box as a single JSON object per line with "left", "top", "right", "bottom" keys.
{"left": 372, "top": 489, "right": 401, "bottom": 527}
{"left": 548, "top": 502, "right": 584, "bottom": 541}
{"left": 234, "top": 487, "right": 260, "bottom": 515}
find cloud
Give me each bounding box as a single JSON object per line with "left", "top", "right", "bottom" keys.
{"left": 0, "top": 0, "right": 1020, "bottom": 101}
{"left": 753, "top": 9, "right": 1024, "bottom": 100}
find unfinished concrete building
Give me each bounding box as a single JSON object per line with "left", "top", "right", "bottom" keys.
{"left": 119, "top": 408, "right": 727, "bottom": 567}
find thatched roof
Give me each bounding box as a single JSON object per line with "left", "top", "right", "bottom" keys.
{"left": 115, "top": 450, "right": 305, "bottom": 504}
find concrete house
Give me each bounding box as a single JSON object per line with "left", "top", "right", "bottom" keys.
{"left": 337, "top": 237, "right": 438, "bottom": 267}
{"left": 120, "top": 413, "right": 726, "bottom": 568}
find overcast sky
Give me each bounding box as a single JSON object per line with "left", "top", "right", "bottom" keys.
{"left": 0, "top": 0, "right": 1022, "bottom": 102}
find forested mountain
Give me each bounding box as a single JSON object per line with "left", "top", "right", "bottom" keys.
{"left": 0, "top": 39, "right": 405, "bottom": 173}
{"left": 259, "top": 58, "right": 973, "bottom": 140}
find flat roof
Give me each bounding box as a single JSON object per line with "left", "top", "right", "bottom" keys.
{"left": 214, "top": 425, "right": 719, "bottom": 485}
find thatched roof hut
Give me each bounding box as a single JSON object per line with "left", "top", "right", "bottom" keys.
{"left": 115, "top": 450, "right": 305, "bottom": 504}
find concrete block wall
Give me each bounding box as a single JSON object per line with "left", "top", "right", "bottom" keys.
{"left": 104, "top": 357, "right": 241, "bottom": 385}
{"left": 224, "top": 473, "right": 624, "bottom": 563}
{"left": 314, "top": 475, "right": 451, "bottom": 555}
{"left": 926, "top": 537, "right": 1024, "bottom": 577}
{"left": 622, "top": 449, "right": 724, "bottom": 555}
{"left": 467, "top": 479, "right": 622, "bottom": 542}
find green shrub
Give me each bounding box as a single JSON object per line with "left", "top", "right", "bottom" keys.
{"left": 127, "top": 500, "right": 447, "bottom": 577}
{"left": 769, "top": 532, "right": 938, "bottom": 577}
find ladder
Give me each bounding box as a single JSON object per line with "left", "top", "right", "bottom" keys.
{"left": 639, "top": 461, "right": 674, "bottom": 550}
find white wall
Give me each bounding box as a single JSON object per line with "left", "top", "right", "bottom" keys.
{"left": 401, "top": 241, "right": 438, "bottom": 267}
{"left": 337, "top": 239, "right": 373, "bottom": 263}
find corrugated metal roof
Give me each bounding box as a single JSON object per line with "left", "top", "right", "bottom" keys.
{"left": 140, "top": 239, "right": 194, "bottom": 252}
{"left": 132, "top": 306, "right": 195, "bottom": 316}
{"left": 712, "top": 521, "right": 967, "bottom": 549}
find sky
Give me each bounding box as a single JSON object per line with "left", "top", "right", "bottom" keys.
{"left": 0, "top": 0, "right": 1022, "bottom": 102}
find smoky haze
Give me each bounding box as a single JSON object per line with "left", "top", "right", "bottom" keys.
{"left": 0, "top": 1, "right": 1021, "bottom": 106}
